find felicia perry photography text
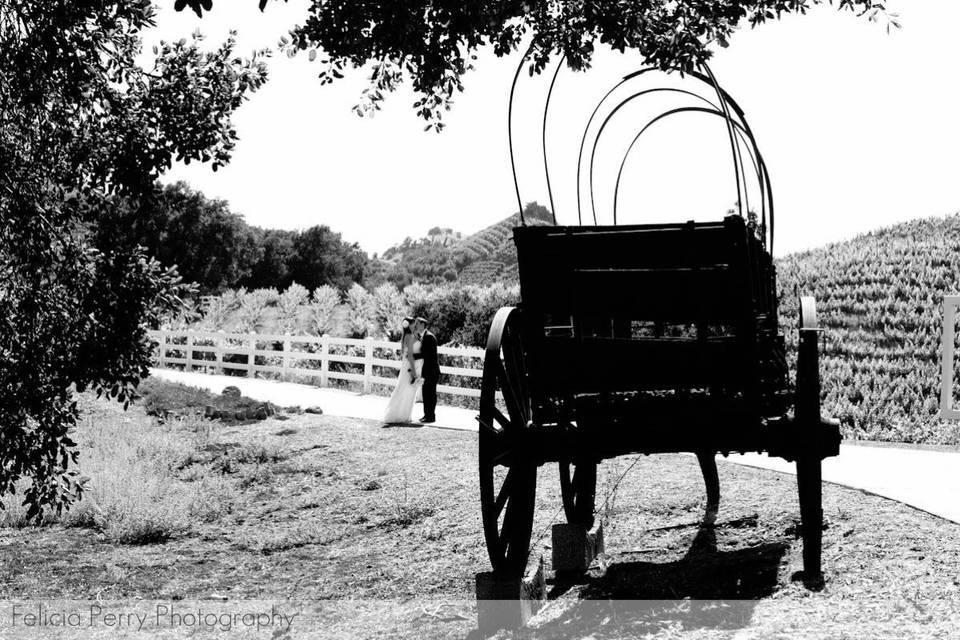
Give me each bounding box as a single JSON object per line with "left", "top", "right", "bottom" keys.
{"left": 6, "top": 603, "right": 298, "bottom": 632}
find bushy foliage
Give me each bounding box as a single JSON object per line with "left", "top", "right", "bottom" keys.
{"left": 236, "top": 289, "right": 275, "bottom": 333}
{"left": 167, "top": 297, "right": 203, "bottom": 331}
{"left": 289, "top": 225, "right": 368, "bottom": 292}
{"left": 200, "top": 289, "right": 242, "bottom": 331}
{"left": 0, "top": 1, "right": 266, "bottom": 519}
{"left": 102, "top": 182, "right": 263, "bottom": 295}
{"left": 345, "top": 284, "right": 376, "bottom": 338}
{"left": 306, "top": 285, "right": 341, "bottom": 336}
{"left": 244, "top": 228, "right": 295, "bottom": 291}
{"left": 276, "top": 282, "right": 309, "bottom": 334}
{"left": 372, "top": 284, "right": 407, "bottom": 340}
{"left": 408, "top": 283, "right": 520, "bottom": 345}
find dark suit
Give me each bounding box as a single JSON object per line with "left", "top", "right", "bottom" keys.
{"left": 418, "top": 330, "right": 440, "bottom": 419}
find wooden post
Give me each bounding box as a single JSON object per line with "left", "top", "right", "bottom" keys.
{"left": 363, "top": 336, "right": 373, "bottom": 394}
{"left": 185, "top": 332, "right": 194, "bottom": 372}
{"left": 942, "top": 295, "right": 960, "bottom": 419}
{"left": 157, "top": 330, "right": 167, "bottom": 368}
{"left": 214, "top": 333, "right": 224, "bottom": 375}
{"left": 282, "top": 337, "right": 291, "bottom": 381}
{"left": 247, "top": 333, "right": 256, "bottom": 378}
{"left": 320, "top": 334, "right": 329, "bottom": 387}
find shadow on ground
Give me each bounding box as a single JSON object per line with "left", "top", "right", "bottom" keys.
{"left": 523, "top": 509, "right": 790, "bottom": 638}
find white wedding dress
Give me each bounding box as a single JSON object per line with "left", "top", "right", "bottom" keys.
{"left": 383, "top": 340, "right": 423, "bottom": 424}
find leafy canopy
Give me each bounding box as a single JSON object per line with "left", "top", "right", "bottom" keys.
{"left": 0, "top": 0, "right": 266, "bottom": 519}
{"left": 178, "top": 0, "right": 896, "bottom": 130}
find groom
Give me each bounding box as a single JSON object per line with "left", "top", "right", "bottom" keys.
{"left": 414, "top": 317, "right": 439, "bottom": 423}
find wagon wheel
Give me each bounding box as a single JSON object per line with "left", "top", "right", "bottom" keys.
{"left": 478, "top": 306, "right": 538, "bottom": 575}
{"left": 795, "top": 295, "right": 824, "bottom": 582}
{"left": 559, "top": 460, "right": 597, "bottom": 528}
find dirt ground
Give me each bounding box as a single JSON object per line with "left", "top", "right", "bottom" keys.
{"left": 2, "top": 401, "right": 960, "bottom": 639}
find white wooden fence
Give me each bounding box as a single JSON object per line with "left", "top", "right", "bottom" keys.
{"left": 942, "top": 295, "right": 960, "bottom": 420}
{"left": 147, "top": 330, "right": 486, "bottom": 399}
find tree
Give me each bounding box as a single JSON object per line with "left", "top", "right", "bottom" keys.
{"left": 0, "top": 1, "right": 267, "bottom": 518}
{"left": 179, "top": 0, "right": 896, "bottom": 130}
{"left": 243, "top": 228, "right": 297, "bottom": 290}
{"left": 288, "top": 225, "right": 367, "bottom": 292}
{"left": 101, "top": 182, "right": 263, "bottom": 294}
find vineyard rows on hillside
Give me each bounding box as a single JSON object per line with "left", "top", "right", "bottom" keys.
{"left": 777, "top": 215, "right": 960, "bottom": 444}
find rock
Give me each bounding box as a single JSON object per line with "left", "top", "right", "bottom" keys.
{"left": 221, "top": 385, "right": 242, "bottom": 399}
{"left": 305, "top": 406, "right": 324, "bottom": 415}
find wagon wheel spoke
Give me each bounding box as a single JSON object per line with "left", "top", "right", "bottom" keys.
{"left": 502, "top": 324, "right": 530, "bottom": 423}
{"left": 496, "top": 364, "right": 522, "bottom": 424}
{"left": 492, "top": 407, "right": 511, "bottom": 430}
{"left": 494, "top": 469, "right": 513, "bottom": 517}
{"left": 501, "top": 361, "right": 527, "bottom": 425}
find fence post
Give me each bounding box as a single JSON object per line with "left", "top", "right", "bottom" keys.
{"left": 363, "top": 336, "right": 373, "bottom": 394}
{"left": 942, "top": 295, "right": 960, "bottom": 420}
{"left": 320, "top": 334, "right": 329, "bottom": 387}
{"left": 282, "top": 336, "right": 291, "bottom": 381}
{"left": 157, "top": 330, "right": 167, "bottom": 368}
{"left": 247, "top": 333, "right": 256, "bottom": 378}
{"left": 214, "top": 333, "right": 224, "bottom": 375}
{"left": 185, "top": 332, "right": 194, "bottom": 372}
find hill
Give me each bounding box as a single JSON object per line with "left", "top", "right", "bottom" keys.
{"left": 453, "top": 202, "right": 554, "bottom": 284}
{"left": 372, "top": 202, "right": 553, "bottom": 286}
{"left": 776, "top": 214, "right": 960, "bottom": 444}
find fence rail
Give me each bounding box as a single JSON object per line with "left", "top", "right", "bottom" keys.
{"left": 147, "top": 330, "right": 486, "bottom": 399}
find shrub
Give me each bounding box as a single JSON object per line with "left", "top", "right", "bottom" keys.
{"left": 345, "top": 283, "right": 375, "bottom": 338}
{"left": 402, "top": 283, "right": 431, "bottom": 312}
{"left": 201, "top": 289, "right": 242, "bottom": 331}
{"left": 186, "top": 474, "right": 239, "bottom": 524}
{"left": 136, "top": 377, "right": 273, "bottom": 424}
{"left": 277, "top": 282, "right": 309, "bottom": 334}
{"left": 57, "top": 415, "right": 199, "bottom": 543}
{"left": 373, "top": 283, "right": 406, "bottom": 339}
{"left": 236, "top": 288, "right": 274, "bottom": 333}
{"left": 307, "top": 285, "right": 341, "bottom": 336}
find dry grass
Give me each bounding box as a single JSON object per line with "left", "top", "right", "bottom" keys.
{"left": 2, "top": 392, "right": 960, "bottom": 638}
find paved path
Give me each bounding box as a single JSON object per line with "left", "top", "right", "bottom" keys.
{"left": 149, "top": 368, "right": 477, "bottom": 431}
{"left": 150, "top": 368, "right": 960, "bottom": 524}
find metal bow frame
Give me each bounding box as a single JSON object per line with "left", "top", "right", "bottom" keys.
{"left": 507, "top": 50, "right": 775, "bottom": 254}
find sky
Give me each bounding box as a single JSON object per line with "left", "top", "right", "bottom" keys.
{"left": 146, "top": 1, "right": 960, "bottom": 258}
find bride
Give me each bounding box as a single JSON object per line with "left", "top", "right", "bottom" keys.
{"left": 383, "top": 316, "right": 423, "bottom": 424}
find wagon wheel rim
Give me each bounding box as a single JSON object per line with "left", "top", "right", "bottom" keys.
{"left": 559, "top": 460, "right": 597, "bottom": 528}
{"left": 479, "top": 307, "right": 537, "bottom": 574}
